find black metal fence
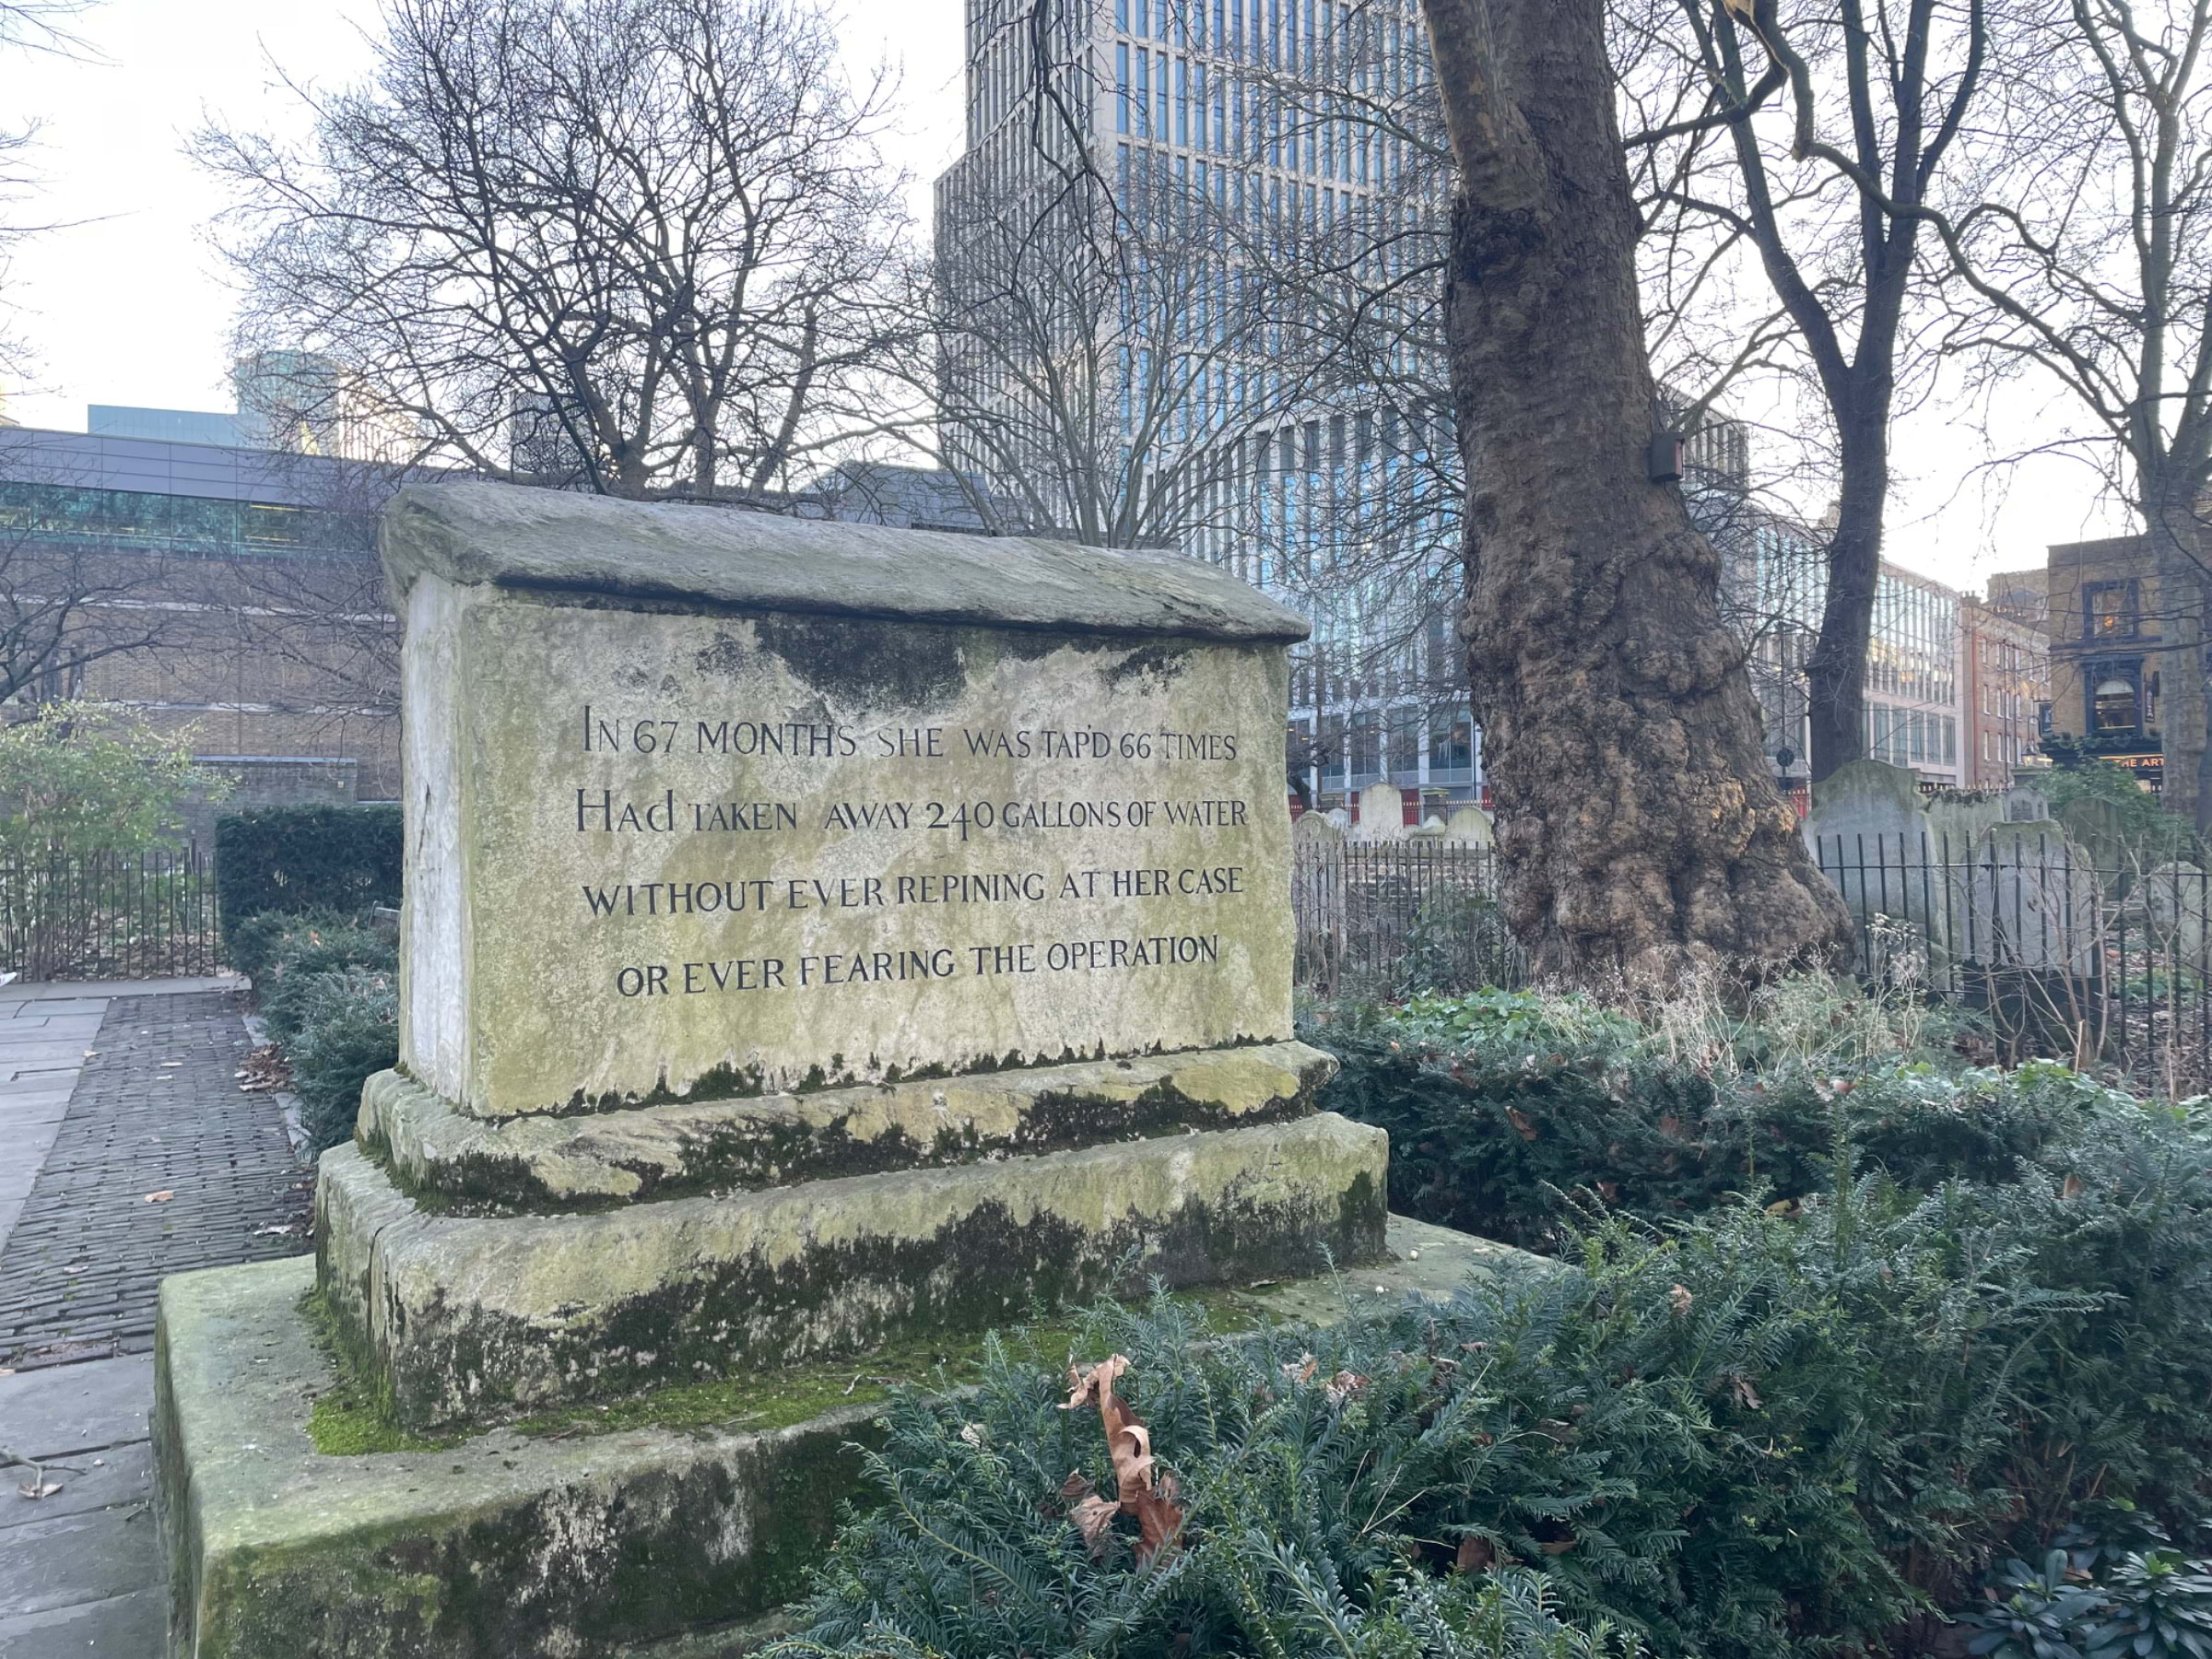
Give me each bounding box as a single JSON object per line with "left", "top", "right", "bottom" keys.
{"left": 0, "top": 842, "right": 223, "bottom": 982}
{"left": 1811, "top": 830, "right": 2212, "bottom": 1090}
{"left": 1293, "top": 836, "right": 1520, "bottom": 999}
{"left": 1290, "top": 826, "right": 2212, "bottom": 1091}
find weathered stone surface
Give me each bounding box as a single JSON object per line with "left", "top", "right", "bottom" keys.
{"left": 398, "top": 558, "right": 1301, "bottom": 1118}
{"left": 359, "top": 1041, "right": 1338, "bottom": 1211}
{"left": 159, "top": 1218, "right": 1546, "bottom": 1659}
{"left": 156, "top": 1257, "right": 878, "bottom": 1659}
{"left": 1354, "top": 782, "right": 1406, "bottom": 841}
{"left": 1442, "top": 805, "right": 1494, "bottom": 847}
{"left": 320, "top": 1112, "right": 1389, "bottom": 1428}
{"left": 381, "top": 483, "right": 1311, "bottom": 645}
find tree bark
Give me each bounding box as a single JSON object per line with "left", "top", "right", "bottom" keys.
{"left": 1806, "top": 417, "right": 1888, "bottom": 782}
{"left": 1421, "top": 0, "right": 1851, "bottom": 987}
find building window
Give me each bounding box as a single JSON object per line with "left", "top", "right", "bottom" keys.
{"left": 2085, "top": 580, "right": 2139, "bottom": 641}
{"left": 1348, "top": 710, "right": 1380, "bottom": 782}
{"left": 1428, "top": 704, "right": 1473, "bottom": 776}
{"left": 2093, "top": 675, "right": 2141, "bottom": 732}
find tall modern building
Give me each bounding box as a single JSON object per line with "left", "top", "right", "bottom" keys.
{"left": 935, "top": 0, "right": 1476, "bottom": 814}
{"left": 1724, "top": 500, "right": 2049, "bottom": 794}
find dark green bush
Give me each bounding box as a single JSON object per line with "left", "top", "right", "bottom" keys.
{"left": 1308, "top": 986, "right": 2106, "bottom": 1253}
{"left": 228, "top": 906, "right": 375, "bottom": 984}
{"left": 254, "top": 918, "right": 398, "bottom": 1044}
{"left": 282, "top": 965, "right": 398, "bottom": 1154}
{"left": 238, "top": 905, "right": 401, "bottom": 1154}
{"left": 214, "top": 804, "right": 402, "bottom": 942}
{"left": 770, "top": 1097, "right": 2212, "bottom": 1659}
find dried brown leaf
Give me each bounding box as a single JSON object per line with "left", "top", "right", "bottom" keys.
{"left": 1454, "top": 1535, "right": 1494, "bottom": 1574}
{"left": 1069, "top": 1493, "right": 1119, "bottom": 1558}
{"left": 1507, "top": 1108, "right": 1536, "bottom": 1141}
{"left": 1065, "top": 1354, "right": 1187, "bottom": 1566}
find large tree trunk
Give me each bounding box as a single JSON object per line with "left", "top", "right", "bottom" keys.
{"left": 1422, "top": 0, "right": 1851, "bottom": 986}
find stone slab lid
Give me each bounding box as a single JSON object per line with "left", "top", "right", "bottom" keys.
{"left": 380, "top": 480, "right": 1310, "bottom": 643}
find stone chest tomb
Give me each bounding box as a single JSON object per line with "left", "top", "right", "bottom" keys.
{"left": 152, "top": 482, "right": 1416, "bottom": 1657}
{"left": 396, "top": 486, "right": 1300, "bottom": 1115}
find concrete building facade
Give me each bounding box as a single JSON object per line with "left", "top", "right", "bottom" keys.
{"left": 934, "top": 0, "right": 1477, "bottom": 816}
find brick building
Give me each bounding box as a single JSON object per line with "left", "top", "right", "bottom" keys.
{"left": 2041, "top": 531, "right": 2189, "bottom": 791}
{"left": 1960, "top": 589, "right": 2051, "bottom": 789}
{"left": 0, "top": 424, "right": 409, "bottom": 817}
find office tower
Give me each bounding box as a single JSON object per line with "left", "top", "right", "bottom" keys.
{"left": 934, "top": 0, "right": 1480, "bottom": 809}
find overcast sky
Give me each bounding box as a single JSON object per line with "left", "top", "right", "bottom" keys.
{"left": 0, "top": 0, "right": 2134, "bottom": 591}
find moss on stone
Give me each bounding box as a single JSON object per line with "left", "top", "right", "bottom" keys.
{"left": 300, "top": 1290, "right": 464, "bottom": 1454}
{"left": 302, "top": 1276, "right": 1275, "bottom": 1457}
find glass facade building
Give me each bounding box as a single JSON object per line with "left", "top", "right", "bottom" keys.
{"left": 935, "top": 0, "right": 1476, "bottom": 812}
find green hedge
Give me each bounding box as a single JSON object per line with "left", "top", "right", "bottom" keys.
{"left": 1307, "top": 990, "right": 2111, "bottom": 1253}
{"left": 239, "top": 906, "right": 400, "bottom": 1154}
{"left": 214, "top": 805, "right": 403, "bottom": 943}
{"left": 770, "top": 986, "right": 2212, "bottom": 1659}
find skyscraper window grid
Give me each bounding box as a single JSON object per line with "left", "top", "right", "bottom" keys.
{"left": 935, "top": 0, "right": 1477, "bottom": 811}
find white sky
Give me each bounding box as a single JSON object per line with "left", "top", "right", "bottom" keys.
{"left": 0, "top": 0, "right": 2135, "bottom": 593}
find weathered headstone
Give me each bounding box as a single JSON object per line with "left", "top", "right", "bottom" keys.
{"left": 2131, "top": 860, "right": 2209, "bottom": 960}
{"left": 1355, "top": 781, "right": 1407, "bottom": 841}
{"left": 1924, "top": 787, "right": 2007, "bottom": 859}
{"left": 155, "top": 485, "right": 1410, "bottom": 1654}
{"left": 1443, "top": 804, "right": 1494, "bottom": 847}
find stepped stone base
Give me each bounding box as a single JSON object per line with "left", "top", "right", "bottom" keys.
{"left": 321, "top": 1105, "right": 1388, "bottom": 1429}
{"left": 359, "top": 1041, "right": 1338, "bottom": 1211}
{"left": 156, "top": 1219, "right": 1545, "bottom": 1659}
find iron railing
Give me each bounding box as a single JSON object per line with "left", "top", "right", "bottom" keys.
{"left": 1810, "top": 830, "right": 2212, "bottom": 1090}
{"left": 0, "top": 842, "right": 222, "bottom": 982}
{"left": 1291, "top": 827, "right": 2212, "bottom": 1091}
{"left": 1293, "top": 838, "right": 1521, "bottom": 999}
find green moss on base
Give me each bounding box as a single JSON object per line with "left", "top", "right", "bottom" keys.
{"left": 305, "top": 1283, "right": 1277, "bottom": 1456}
{"left": 301, "top": 1291, "right": 464, "bottom": 1454}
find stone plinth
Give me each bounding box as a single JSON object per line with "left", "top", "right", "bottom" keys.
{"left": 321, "top": 1107, "right": 1385, "bottom": 1429}
{"left": 156, "top": 1219, "right": 1547, "bottom": 1659}
{"left": 157, "top": 485, "right": 1406, "bottom": 1655}
{"left": 358, "top": 1041, "right": 1338, "bottom": 1210}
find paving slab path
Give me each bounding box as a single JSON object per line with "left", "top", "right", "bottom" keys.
{"left": 0, "top": 1356, "right": 162, "bottom": 1657}
{"left": 0, "top": 984, "right": 312, "bottom": 1370}
{"left": 0, "top": 978, "right": 312, "bottom": 1655}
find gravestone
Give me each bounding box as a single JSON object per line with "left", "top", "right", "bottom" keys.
{"left": 2124, "top": 860, "right": 2210, "bottom": 961}
{"left": 153, "top": 484, "right": 1423, "bottom": 1656}
{"left": 1355, "top": 781, "right": 1407, "bottom": 841}
{"left": 1443, "top": 804, "right": 1494, "bottom": 846}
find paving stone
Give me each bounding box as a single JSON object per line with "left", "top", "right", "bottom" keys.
{"left": 0, "top": 1586, "right": 165, "bottom": 1658}
{"left": 0, "top": 994, "right": 312, "bottom": 1370}
{"left": 0, "top": 1441, "right": 153, "bottom": 1523}
{"left": 0, "top": 1509, "right": 158, "bottom": 1619}
{"left": 0, "top": 1359, "right": 155, "bottom": 1458}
